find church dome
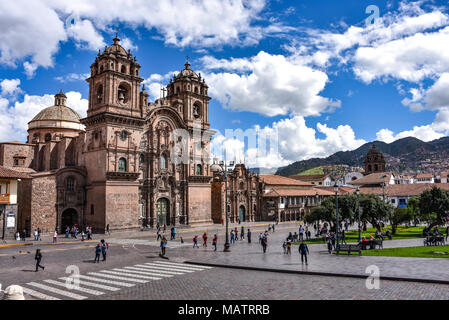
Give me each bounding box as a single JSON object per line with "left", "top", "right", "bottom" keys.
{"left": 103, "top": 36, "right": 128, "bottom": 57}
{"left": 28, "top": 91, "right": 84, "bottom": 131}
{"left": 176, "top": 61, "right": 199, "bottom": 79}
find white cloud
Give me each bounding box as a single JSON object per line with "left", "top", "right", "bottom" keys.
{"left": 203, "top": 51, "right": 340, "bottom": 117}
{"left": 211, "top": 115, "right": 366, "bottom": 168}
{"left": 376, "top": 125, "right": 445, "bottom": 143}
{"left": 55, "top": 73, "right": 91, "bottom": 83}
{"left": 67, "top": 19, "right": 106, "bottom": 51}
{"left": 0, "top": 79, "right": 22, "bottom": 97}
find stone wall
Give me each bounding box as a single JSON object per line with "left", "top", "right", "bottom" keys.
{"left": 0, "top": 143, "right": 35, "bottom": 168}
{"left": 105, "top": 182, "right": 140, "bottom": 232}
{"left": 211, "top": 179, "right": 224, "bottom": 223}
{"left": 30, "top": 174, "right": 57, "bottom": 234}
{"left": 17, "top": 179, "right": 32, "bottom": 235}
{"left": 1, "top": 204, "right": 18, "bottom": 240}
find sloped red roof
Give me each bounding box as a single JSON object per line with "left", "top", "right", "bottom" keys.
{"left": 260, "top": 175, "right": 312, "bottom": 186}
{"left": 0, "top": 166, "right": 31, "bottom": 179}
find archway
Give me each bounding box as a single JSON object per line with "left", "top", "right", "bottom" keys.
{"left": 156, "top": 198, "right": 170, "bottom": 226}
{"left": 238, "top": 205, "right": 246, "bottom": 222}
{"left": 61, "top": 208, "right": 78, "bottom": 233}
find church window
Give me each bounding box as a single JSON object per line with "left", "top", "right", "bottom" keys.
{"left": 66, "top": 177, "right": 75, "bottom": 191}
{"left": 121, "top": 65, "right": 127, "bottom": 73}
{"left": 96, "top": 85, "right": 103, "bottom": 103}
{"left": 193, "top": 103, "right": 201, "bottom": 118}
{"left": 239, "top": 181, "right": 244, "bottom": 190}
{"left": 176, "top": 87, "right": 180, "bottom": 94}
{"left": 196, "top": 164, "right": 202, "bottom": 175}
{"left": 119, "top": 130, "right": 128, "bottom": 141}
{"left": 45, "top": 133, "right": 51, "bottom": 142}
{"left": 194, "top": 87, "right": 198, "bottom": 94}
{"left": 374, "top": 164, "right": 378, "bottom": 171}
{"left": 118, "top": 85, "right": 128, "bottom": 103}
{"left": 100, "top": 65, "right": 104, "bottom": 73}
{"left": 160, "top": 153, "right": 168, "bottom": 169}
{"left": 368, "top": 165, "right": 372, "bottom": 172}
{"left": 91, "top": 204, "right": 94, "bottom": 215}
{"left": 140, "top": 153, "right": 145, "bottom": 164}
{"left": 13, "top": 157, "right": 25, "bottom": 167}
{"left": 118, "top": 158, "right": 127, "bottom": 172}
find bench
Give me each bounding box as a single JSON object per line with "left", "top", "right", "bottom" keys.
{"left": 424, "top": 236, "right": 445, "bottom": 246}
{"left": 375, "top": 232, "right": 392, "bottom": 240}
{"left": 336, "top": 243, "right": 361, "bottom": 255}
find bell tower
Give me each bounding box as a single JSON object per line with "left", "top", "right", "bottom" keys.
{"left": 81, "top": 36, "right": 148, "bottom": 233}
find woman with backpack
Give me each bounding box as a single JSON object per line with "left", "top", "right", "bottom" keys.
{"left": 160, "top": 236, "right": 167, "bottom": 256}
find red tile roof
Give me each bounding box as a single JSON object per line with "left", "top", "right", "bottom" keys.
{"left": 350, "top": 172, "right": 393, "bottom": 186}
{"left": 260, "top": 175, "right": 312, "bottom": 186}
{"left": 289, "top": 174, "right": 330, "bottom": 181}
{"left": 0, "top": 166, "right": 31, "bottom": 179}
{"left": 263, "top": 187, "right": 334, "bottom": 197}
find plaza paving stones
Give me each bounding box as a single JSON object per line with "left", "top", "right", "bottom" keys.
{"left": 183, "top": 231, "right": 449, "bottom": 283}
{"left": 18, "top": 261, "right": 212, "bottom": 300}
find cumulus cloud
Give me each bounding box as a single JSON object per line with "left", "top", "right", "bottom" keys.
{"left": 0, "top": 79, "right": 22, "bottom": 97}
{"left": 203, "top": 51, "right": 340, "bottom": 117}
{"left": 376, "top": 125, "right": 445, "bottom": 143}
{"left": 0, "top": 0, "right": 284, "bottom": 77}
{"left": 55, "top": 73, "right": 91, "bottom": 83}
{"left": 211, "top": 116, "right": 366, "bottom": 168}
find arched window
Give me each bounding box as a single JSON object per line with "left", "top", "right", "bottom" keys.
{"left": 239, "top": 181, "right": 244, "bottom": 190}
{"left": 96, "top": 85, "right": 103, "bottom": 104}
{"left": 100, "top": 65, "right": 104, "bottom": 73}
{"left": 45, "top": 133, "right": 51, "bottom": 142}
{"left": 194, "top": 87, "right": 198, "bottom": 94}
{"left": 121, "top": 65, "right": 126, "bottom": 73}
{"left": 196, "top": 164, "right": 202, "bottom": 175}
{"left": 139, "top": 154, "right": 145, "bottom": 164}
{"left": 118, "top": 85, "right": 128, "bottom": 103}
{"left": 66, "top": 177, "right": 75, "bottom": 191}
{"left": 160, "top": 153, "right": 168, "bottom": 169}
{"left": 374, "top": 164, "right": 379, "bottom": 171}
{"left": 118, "top": 158, "right": 127, "bottom": 172}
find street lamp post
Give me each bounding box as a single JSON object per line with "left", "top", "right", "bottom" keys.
{"left": 334, "top": 183, "right": 339, "bottom": 248}
{"left": 356, "top": 186, "right": 361, "bottom": 243}
{"left": 219, "top": 153, "right": 234, "bottom": 253}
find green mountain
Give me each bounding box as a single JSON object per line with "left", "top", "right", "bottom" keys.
{"left": 276, "top": 136, "right": 449, "bottom": 177}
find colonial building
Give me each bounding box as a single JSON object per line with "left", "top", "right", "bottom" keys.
{"left": 289, "top": 173, "right": 333, "bottom": 186}
{"left": 0, "top": 36, "right": 214, "bottom": 234}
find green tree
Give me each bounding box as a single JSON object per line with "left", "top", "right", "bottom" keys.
{"left": 388, "top": 207, "right": 411, "bottom": 234}
{"left": 407, "top": 196, "right": 420, "bottom": 225}
{"left": 418, "top": 186, "right": 449, "bottom": 229}
{"left": 359, "top": 194, "right": 394, "bottom": 232}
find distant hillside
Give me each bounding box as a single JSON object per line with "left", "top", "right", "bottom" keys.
{"left": 296, "top": 166, "right": 324, "bottom": 175}
{"left": 276, "top": 136, "right": 449, "bottom": 177}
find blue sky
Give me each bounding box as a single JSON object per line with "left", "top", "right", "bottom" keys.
{"left": 1, "top": 0, "right": 449, "bottom": 168}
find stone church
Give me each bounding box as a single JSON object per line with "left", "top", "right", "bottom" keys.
{"left": 0, "top": 36, "right": 215, "bottom": 234}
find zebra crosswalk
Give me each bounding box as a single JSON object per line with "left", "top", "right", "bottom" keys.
{"left": 20, "top": 261, "right": 212, "bottom": 300}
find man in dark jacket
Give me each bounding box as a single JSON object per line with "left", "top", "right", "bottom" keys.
{"left": 298, "top": 241, "right": 309, "bottom": 265}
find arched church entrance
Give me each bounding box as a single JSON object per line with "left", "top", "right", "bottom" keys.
{"left": 238, "top": 205, "right": 246, "bottom": 222}
{"left": 156, "top": 198, "right": 170, "bottom": 226}
{"left": 61, "top": 208, "right": 78, "bottom": 233}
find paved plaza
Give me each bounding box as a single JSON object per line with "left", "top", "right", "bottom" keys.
{"left": 1, "top": 222, "right": 449, "bottom": 300}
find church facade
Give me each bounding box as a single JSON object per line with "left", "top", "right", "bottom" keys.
{"left": 0, "top": 36, "right": 215, "bottom": 234}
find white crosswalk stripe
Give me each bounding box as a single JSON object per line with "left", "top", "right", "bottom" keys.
{"left": 133, "top": 264, "right": 186, "bottom": 275}
{"left": 100, "top": 269, "right": 161, "bottom": 280}
{"left": 20, "top": 260, "right": 213, "bottom": 300}
{"left": 143, "top": 262, "right": 196, "bottom": 273}
{"left": 27, "top": 282, "right": 87, "bottom": 300}
{"left": 87, "top": 272, "right": 148, "bottom": 283}
{"left": 147, "top": 262, "right": 205, "bottom": 272}
{"left": 22, "top": 287, "right": 60, "bottom": 300}
{"left": 59, "top": 277, "right": 120, "bottom": 291}
{"left": 154, "top": 261, "right": 213, "bottom": 269}
{"left": 43, "top": 279, "right": 104, "bottom": 296}
{"left": 124, "top": 266, "right": 174, "bottom": 277}
{"left": 77, "top": 274, "right": 136, "bottom": 287}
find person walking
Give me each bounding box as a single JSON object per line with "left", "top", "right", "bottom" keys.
{"left": 327, "top": 236, "right": 333, "bottom": 254}
{"left": 88, "top": 226, "right": 93, "bottom": 240}
{"left": 65, "top": 226, "right": 70, "bottom": 238}
{"left": 33, "top": 229, "right": 38, "bottom": 241}
{"left": 94, "top": 243, "right": 101, "bottom": 263}
{"left": 282, "top": 241, "right": 287, "bottom": 254}
{"left": 160, "top": 236, "right": 167, "bottom": 256}
{"left": 37, "top": 227, "right": 42, "bottom": 241}
{"left": 106, "top": 224, "right": 110, "bottom": 236}
{"left": 247, "top": 229, "right": 251, "bottom": 243}
{"left": 53, "top": 229, "right": 58, "bottom": 243}
{"left": 100, "top": 239, "right": 109, "bottom": 261}
{"left": 156, "top": 228, "right": 162, "bottom": 241}
{"left": 298, "top": 241, "right": 310, "bottom": 265}
{"left": 212, "top": 234, "right": 217, "bottom": 251}
{"left": 272, "top": 224, "right": 275, "bottom": 232}
{"left": 299, "top": 225, "right": 304, "bottom": 241}
{"left": 163, "top": 224, "right": 167, "bottom": 233}
{"left": 193, "top": 235, "right": 199, "bottom": 248}
{"left": 234, "top": 228, "right": 238, "bottom": 241}
{"left": 81, "top": 230, "right": 85, "bottom": 241}
{"left": 240, "top": 226, "right": 244, "bottom": 240}
{"left": 202, "top": 232, "right": 208, "bottom": 247}
{"left": 261, "top": 235, "right": 268, "bottom": 253}
{"left": 258, "top": 232, "right": 263, "bottom": 244}
{"left": 230, "top": 230, "right": 235, "bottom": 244}
{"left": 172, "top": 227, "right": 176, "bottom": 240}
{"left": 34, "top": 249, "right": 45, "bottom": 272}
{"left": 286, "top": 240, "right": 292, "bottom": 255}
{"left": 22, "top": 229, "right": 26, "bottom": 241}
